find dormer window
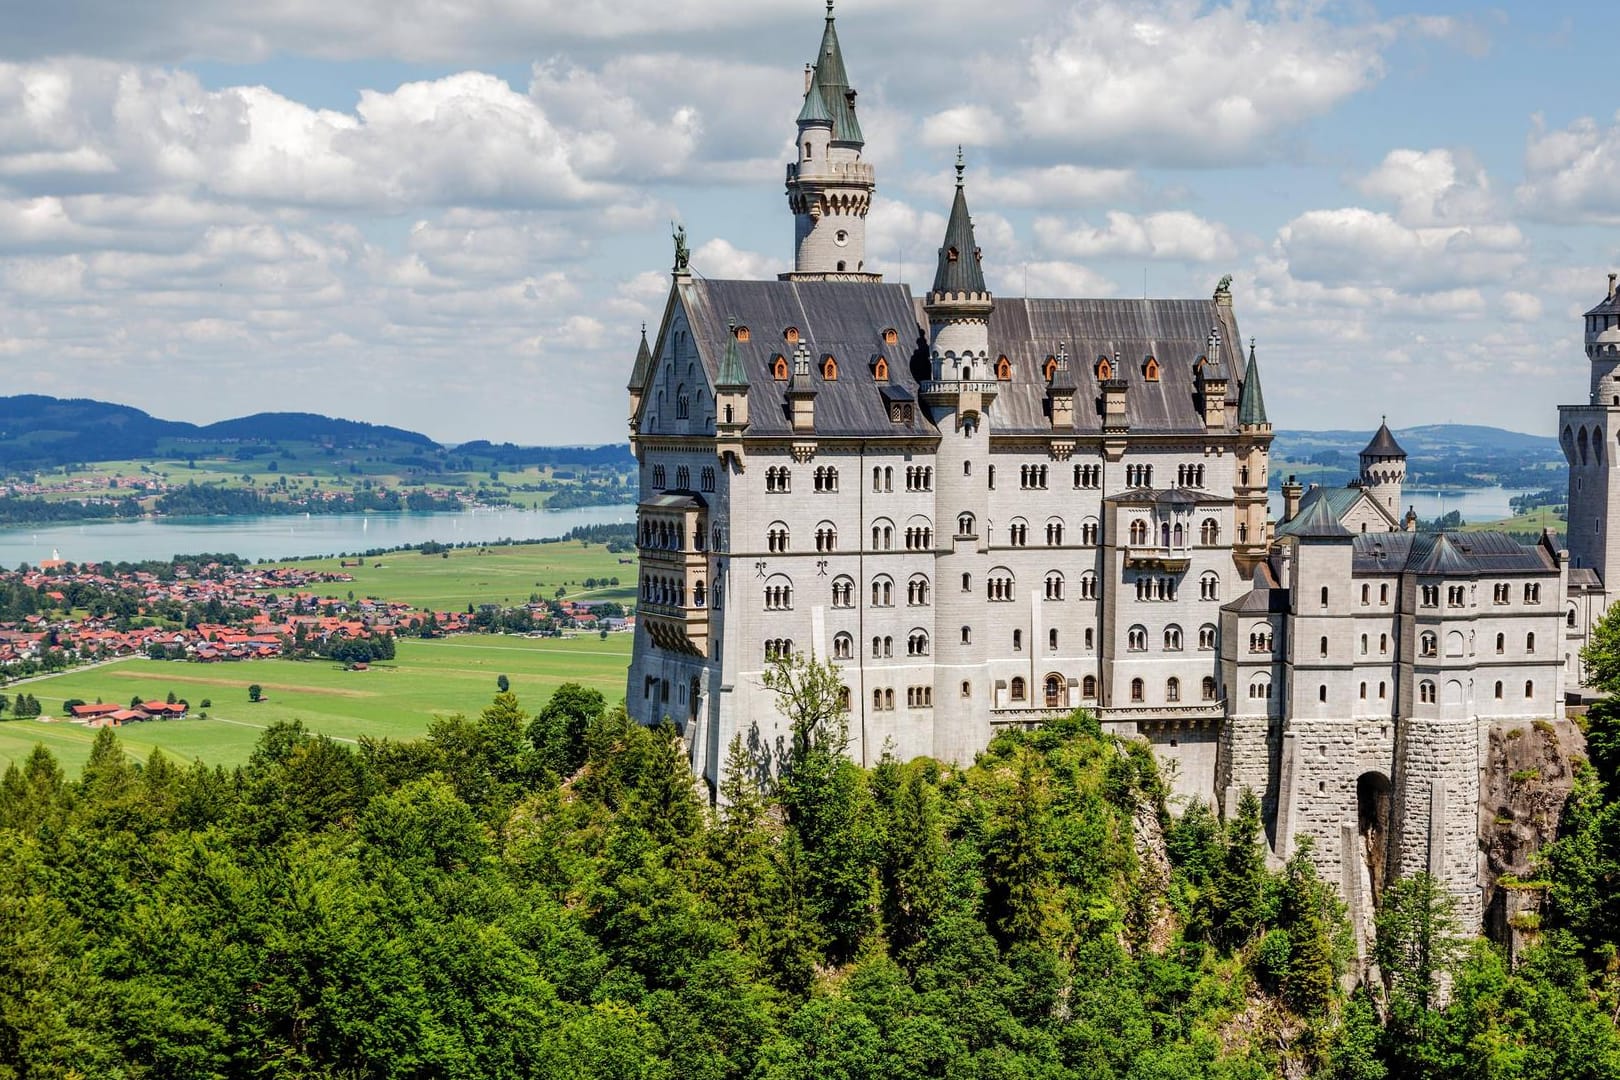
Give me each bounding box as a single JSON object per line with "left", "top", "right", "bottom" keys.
{"left": 996, "top": 356, "right": 1011, "bottom": 381}
{"left": 1143, "top": 356, "right": 1159, "bottom": 382}
{"left": 947, "top": 247, "right": 960, "bottom": 262}
{"left": 873, "top": 357, "right": 889, "bottom": 381}
{"left": 1043, "top": 356, "right": 1058, "bottom": 381}
{"left": 883, "top": 327, "right": 899, "bottom": 345}
{"left": 772, "top": 355, "right": 789, "bottom": 381}
{"left": 784, "top": 327, "right": 800, "bottom": 344}
{"left": 1096, "top": 356, "right": 1112, "bottom": 380}
{"left": 734, "top": 325, "right": 751, "bottom": 343}
{"left": 822, "top": 355, "right": 839, "bottom": 380}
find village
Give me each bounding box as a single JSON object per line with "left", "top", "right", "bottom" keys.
{"left": 0, "top": 551, "right": 631, "bottom": 695}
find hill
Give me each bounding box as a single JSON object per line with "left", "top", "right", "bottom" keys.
{"left": 1272, "top": 423, "right": 1565, "bottom": 489}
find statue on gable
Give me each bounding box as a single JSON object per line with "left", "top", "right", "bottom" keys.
{"left": 672, "top": 223, "right": 690, "bottom": 273}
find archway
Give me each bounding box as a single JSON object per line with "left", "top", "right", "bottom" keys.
{"left": 1357, "top": 772, "right": 1393, "bottom": 908}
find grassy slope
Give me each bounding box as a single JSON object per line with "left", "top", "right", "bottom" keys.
{"left": 0, "top": 632, "right": 633, "bottom": 772}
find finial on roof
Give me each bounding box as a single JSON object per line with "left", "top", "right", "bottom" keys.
{"left": 955, "top": 146, "right": 965, "bottom": 188}
{"left": 827, "top": 0, "right": 834, "bottom": 14}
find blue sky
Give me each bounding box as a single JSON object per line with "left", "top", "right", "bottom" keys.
{"left": 0, "top": 0, "right": 1614, "bottom": 443}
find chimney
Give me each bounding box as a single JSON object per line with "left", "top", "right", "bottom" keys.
{"left": 1609, "top": 272, "right": 1617, "bottom": 300}
{"left": 1282, "top": 474, "right": 1303, "bottom": 522}
{"left": 805, "top": 64, "right": 814, "bottom": 94}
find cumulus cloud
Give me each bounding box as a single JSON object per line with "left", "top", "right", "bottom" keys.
{"left": 1357, "top": 148, "right": 1496, "bottom": 226}
{"left": 922, "top": 0, "right": 1465, "bottom": 167}
{"left": 1277, "top": 208, "right": 1527, "bottom": 293}
{"left": 689, "top": 238, "right": 786, "bottom": 281}
{"left": 1517, "top": 111, "right": 1620, "bottom": 225}
{"left": 1036, "top": 210, "right": 1236, "bottom": 262}
{"left": 966, "top": 165, "right": 1137, "bottom": 208}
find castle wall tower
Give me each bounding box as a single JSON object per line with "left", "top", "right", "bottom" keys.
{"left": 922, "top": 156, "right": 996, "bottom": 764}
{"left": 1233, "top": 334, "right": 1273, "bottom": 574}
{"left": 783, "top": 2, "right": 878, "bottom": 282}
{"left": 1563, "top": 273, "right": 1620, "bottom": 585}
{"left": 1358, "top": 419, "right": 1407, "bottom": 519}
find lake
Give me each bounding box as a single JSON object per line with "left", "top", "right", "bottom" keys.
{"left": 0, "top": 504, "right": 637, "bottom": 566}
{"left": 1267, "top": 486, "right": 1546, "bottom": 527}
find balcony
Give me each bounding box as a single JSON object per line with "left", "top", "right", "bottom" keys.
{"left": 785, "top": 161, "right": 876, "bottom": 185}
{"left": 1124, "top": 546, "right": 1191, "bottom": 573}
{"left": 919, "top": 379, "right": 1001, "bottom": 406}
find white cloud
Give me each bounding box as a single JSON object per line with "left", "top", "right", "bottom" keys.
{"left": 1277, "top": 208, "right": 1527, "bottom": 293}
{"left": 1000, "top": 260, "right": 1117, "bottom": 299}
{"left": 1357, "top": 148, "right": 1496, "bottom": 226}
{"left": 1517, "top": 110, "right": 1620, "bottom": 225}
{"left": 924, "top": 0, "right": 1464, "bottom": 167}
{"left": 1036, "top": 210, "right": 1236, "bottom": 263}
{"left": 689, "top": 238, "right": 786, "bottom": 281}
{"left": 1501, "top": 290, "right": 1543, "bottom": 322}
{"left": 968, "top": 165, "right": 1137, "bottom": 208}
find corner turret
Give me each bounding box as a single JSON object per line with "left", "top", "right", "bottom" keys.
{"left": 922, "top": 150, "right": 994, "bottom": 386}
{"left": 627, "top": 323, "right": 653, "bottom": 434}
{"left": 1233, "top": 333, "right": 1273, "bottom": 570}
{"left": 1358, "top": 417, "right": 1407, "bottom": 517}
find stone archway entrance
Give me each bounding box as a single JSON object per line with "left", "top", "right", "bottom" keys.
{"left": 1357, "top": 771, "right": 1393, "bottom": 909}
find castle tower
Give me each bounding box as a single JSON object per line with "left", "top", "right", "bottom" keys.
{"left": 783, "top": 2, "right": 877, "bottom": 282}
{"left": 920, "top": 154, "right": 996, "bottom": 764}
{"left": 1563, "top": 273, "right": 1620, "bottom": 582}
{"left": 1358, "top": 418, "right": 1407, "bottom": 517}
{"left": 1233, "top": 335, "right": 1273, "bottom": 573}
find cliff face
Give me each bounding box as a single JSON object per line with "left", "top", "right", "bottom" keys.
{"left": 1479, "top": 717, "right": 1586, "bottom": 955}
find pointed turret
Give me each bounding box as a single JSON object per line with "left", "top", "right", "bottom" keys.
{"left": 715, "top": 318, "right": 749, "bottom": 391}
{"left": 627, "top": 323, "right": 653, "bottom": 431}
{"left": 1238, "top": 339, "right": 1269, "bottom": 429}
{"left": 784, "top": 1, "right": 877, "bottom": 281}
{"left": 932, "top": 152, "right": 987, "bottom": 296}
{"left": 1359, "top": 416, "right": 1407, "bottom": 517}
{"left": 715, "top": 318, "right": 751, "bottom": 462}
{"left": 920, "top": 151, "right": 995, "bottom": 408}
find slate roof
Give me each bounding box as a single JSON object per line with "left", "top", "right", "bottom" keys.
{"left": 1362, "top": 420, "right": 1406, "bottom": 458}
{"left": 1106, "top": 487, "right": 1232, "bottom": 507}
{"left": 628, "top": 327, "right": 653, "bottom": 391}
{"left": 1292, "top": 485, "right": 1366, "bottom": 523}
{"left": 932, "top": 167, "right": 986, "bottom": 295}
{"left": 1237, "top": 341, "right": 1267, "bottom": 427}
{"left": 1223, "top": 562, "right": 1289, "bottom": 614}
{"left": 673, "top": 280, "right": 1243, "bottom": 439}
{"left": 1350, "top": 531, "right": 1556, "bottom": 575}
{"left": 1276, "top": 493, "right": 1352, "bottom": 539}
{"left": 715, "top": 325, "right": 748, "bottom": 390}
{"left": 1584, "top": 281, "right": 1620, "bottom": 318}
{"left": 812, "top": 9, "right": 863, "bottom": 145}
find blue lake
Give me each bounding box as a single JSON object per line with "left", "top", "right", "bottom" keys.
{"left": 1267, "top": 486, "right": 1548, "bottom": 528}
{"left": 0, "top": 504, "right": 637, "bottom": 566}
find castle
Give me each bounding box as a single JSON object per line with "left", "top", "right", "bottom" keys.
{"left": 624, "top": 6, "right": 1604, "bottom": 938}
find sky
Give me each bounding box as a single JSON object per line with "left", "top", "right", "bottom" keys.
{"left": 0, "top": 0, "right": 1614, "bottom": 445}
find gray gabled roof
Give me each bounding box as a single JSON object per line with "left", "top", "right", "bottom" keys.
{"left": 1276, "top": 493, "right": 1352, "bottom": 539}
{"left": 1350, "top": 530, "right": 1556, "bottom": 575}
{"left": 1237, "top": 340, "right": 1267, "bottom": 427}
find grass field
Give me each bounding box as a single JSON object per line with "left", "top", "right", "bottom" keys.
{"left": 269, "top": 540, "right": 637, "bottom": 609}
{"left": 0, "top": 632, "right": 633, "bottom": 774}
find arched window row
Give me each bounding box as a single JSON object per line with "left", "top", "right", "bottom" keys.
{"left": 1249, "top": 628, "right": 1273, "bottom": 653}
{"left": 905, "top": 525, "right": 934, "bottom": 550}
{"left": 640, "top": 574, "right": 698, "bottom": 609}
{"left": 832, "top": 633, "right": 853, "bottom": 660}
{"left": 872, "top": 636, "right": 894, "bottom": 658}
{"left": 907, "top": 686, "right": 933, "bottom": 708}
{"left": 766, "top": 524, "right": 790, "bottom": 553}
{"left": 1073, "top": 463, "right": 1102, "bottom": 489}
{"left": 907, "top": 631, "right": 930, "bottom": 657}
{"left": 1008, "top": 520, "right": 1028, "bottom": 546}
{"left": 1135, "top": 577, "right": 1179, "bottom": 602}
{"left": 1124, "top": 464, "right": 1154, "bottom": 487}
{"left": 814, "top": 523, "right": 838, "bottom": 552}
{"left": 763, "top": 580, "right": 794, "bottom": 610}
{"left": 813, "top": 466, "right": 839, "bottom": 492}
{"left": 872, "top": 465, "right": 894, "bottom": 492}
{"left": 907, "top": 576, "right": 932, "bottom": 606}
{"left": 1020, "top": 464, "right": 1049, "bottom": 490}
{"left": 765, "top": 466, "right": 791, "bottom": 493}
{"left": 872, "top": 688, "right": 896, "bottom": 711}
{"left": 1044, "top": 572, "right": 1065, "bottom": 600}
{"left": 1045, "top": 519, "right": 1064, "bottom": 546}
{"left": 1177, "top": 463, "right": 1206, "bottom": 488}
{"left": 870, "top": 577, "right": 894, "bottom": 607}
{"left": 764, "top": 639, "right": 794, "bottom": 661}
{"left": 987, "top": 572, "right": 1016, "bottom": 602}
{"left": 1199, "top": 518, "right": 1221, "bottom": 546}
{"left": 905, "top": 466, "right": 934, "bottom": 492}
{"left": 831, "top": 577, "right": 855, "bottom": 607}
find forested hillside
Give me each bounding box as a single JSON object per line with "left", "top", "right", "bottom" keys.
{"left": 1, "top": 654, "right": 1618, "bottom": 1078}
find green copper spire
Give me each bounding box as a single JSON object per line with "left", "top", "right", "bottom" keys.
{"left": 796, "top": 61, "right": 833, "bottom": 126}
{"left": 716, "top": 318, "right": 749, "bottom": 390}
{"left": 813, "top": 1, "right": 863, "bottom": 145}
{"left": 932, "top": 148, "right": 987, "bottom": 295}
{"left": 1238, "top": 338, "right": 1268, "bottom": 427}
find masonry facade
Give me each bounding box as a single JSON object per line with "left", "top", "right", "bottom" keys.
{"left": 625, "top": 5, "right": 1598, "bottom": 940}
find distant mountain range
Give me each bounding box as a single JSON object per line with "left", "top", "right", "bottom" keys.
{"left": 0, "top": 396, "right": 1570, "bottom": 489}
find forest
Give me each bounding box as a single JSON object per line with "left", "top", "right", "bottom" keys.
{"left": 2, "top": 647, "right": 1620, "bottom": 1078}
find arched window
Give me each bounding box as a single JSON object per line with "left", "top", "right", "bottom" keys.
{"left": 1130, "top": 677, "right": 1145, "bottom": 703}
{"left": 873, "top": 357, "right": 889, "bottom": 381}
{"left": 784, "top": 327, "right": 799, "bottom": 344}
{"left": 1198, "top": 625, "right": 1216, "bottom": 650}
{"left": 957, "top": 513, "right": 976, "bottom": 537}
{"left": 1044, "top": 356, "right": 1059, "bottom": 381}
{"left": 1420, "top": 681, "right": 1436, "bottom": 704}
{"left": 676, "top": 385, "right": 690, "bottom": 420}
{"left": 833, "top": 633, "right": 853, "bottom": 660}
{"left": 1320, "top": 586, "right": 1329, "bottom": 607}
{"left": 814, "top": 522, "right": 837, "bottom": 552}
{"left": 1079, "top": 572, "right": 1098, "bottom": 599}
{"left": 1164, "top": 625, "right": 1183, "bottom": 651}
{"left": 767, "top": 523, "right": 790, "bottom": 553}
{"left": 1318, "top": 685, "right": 1328, "bottom": 702}
{"left": 1200, "top": 572, "right": 1220, "bottom": 601}
{"left": 822, "top": 355, "right": 838, "bottom": 380}
{"left": 831, "top": 576, "right": 854, "bottom": 607}
{"left": 1496, "top": 632, "right": 1505, "bottom": 654}
{"left": 766, "top": 466, "right": 791, "bottom": 493}
{"left": 1420, "top": 632, "right": 1437, "bottom": 657}
{"left": 987, "top": 570, "right": 1016, "bottom": 602}
{"left": 1096, "top": 356, "right": 1112, "bottom": 380}
{"left": 1044, "top": 572, "right": 1065, "bottom": 600}
{"left": 1525, "top": 680, "right": 1534, "bottom": 699}
{"left": 1200, "top": 518, "right": 1220, "bottom": 545}
{"left": 1494, "top": 680, "right": 1503, "bottom": 699}
{"left": 772, "top": 355, "right": 789, "bottom": 380}
{"left": 908, "top": 630, "right": 930, "bottom": 657}
{"left": 1045, "top": 675, "right": 1064, "bottom": 708}
{"left": 1049, "top": 628, "right": 1059, "bottom": 651}
{"left": 1320, "top": 636, "right": 1329, "bottom": 658}
{"left": 908, "top": 575, "right": 931, "bottom": 606}
{"left": 1083, "top": 675, "right": 1098, "bottom": 699}
{"left": 1526, "top": 632, "right": 1536, "bottom": 653}
{"left": 1360, "top": 634, "right": 1369, "bottom": 655}
{"left": 1143, "top": 356, "right": 1159, "bottom": 381}
{"left": 1046, "top": 518, "right": 1065, "bottom": 546}
{"left": 871, "top": 577, "right": 893, "bottom": 607}
{"left": 1129, "top": 519, "right": 1148, "bottom": 545}
{"left": 1011, "top": 677, "right": 1027, "bottom": 702}
{"left": 1166, "top": 677, "right": 1180, "bottom": 702}
{"left": 1202, "top": 676, "right": 1217, "bottom": 701}
{"left": 996, "top": 356, "right": 1011, "bottom": 380}
{"left": 1128, "top": 625, "right": 1148, "bottom": 651}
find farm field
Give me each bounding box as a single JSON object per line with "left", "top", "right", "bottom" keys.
{"left": 0, "top": 632, "right": 633, "bottom": 773}
{"left": 270, "top": 540, "right": 637, "bottom": 609}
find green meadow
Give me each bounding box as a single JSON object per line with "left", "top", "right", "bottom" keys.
{"left": 0, "top": 632, "right": 633, "bottom": 773}
{"left": 268, "top": 539, "right": 637, "bottom": 609}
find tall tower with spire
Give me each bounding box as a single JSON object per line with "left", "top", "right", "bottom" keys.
{"left": 1234, "top": 332, "right": 1273, "bottom": 570}
{"left": 783, "top": 2, "right": 878, "bottom": 281}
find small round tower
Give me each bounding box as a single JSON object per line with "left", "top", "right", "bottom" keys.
{"left": 1359, "top": 418, "right": 1407, "bottom": 517}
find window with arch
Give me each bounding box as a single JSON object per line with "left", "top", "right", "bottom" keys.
{"left": 701, "top": 466, "right": 716, "bottom": 492}
{"left": 1128, "top": 625, "right": 1148, "bottom": 651}
{"left": 905, "top": 465, "right": 933, "bottom": 491}
{"left": 1249, "top": 628, "right": 1273, "bottom": 653}
{"left": 1198, "top": 625, "right": 1217, "bottom": 650}
{"left": 763, "top": 577, "right": 793, "bottom": 610}
{"left": 822, "top": 355, "right": 838, "bottom": 380}
{"left": 813, "top": 466, "right": 839, "bottom": 492}
{"left": 1525, "top": 583, "right": 1542, "bottom": 604}
{"left": 652, "top": 464, "right": 666, "bottom": 489}
{"left": 872, "top": 636, "right": 893, "bottom": 659}
{"left": 1130, "top": 677, "right": 1145, "bottom": 703}
{"left": 961, "top": 626, "right": 972, "bottom": 644}
{"left": 907, "top": 575, "right": 931, "bottom": 606}
{"left": 1095, "top": 355, "right": 1112, "bottom": 380}
{"left": 1525, "top": 680, "right": 1535, "bottom": 699}
{"left": 1143, "top": 356, "right": 1160, "bottom": 381}
{"left": 1074, "top": 464, "right": 1102, "bottom": 489}
{"left": 1420, "top": 632, "right": 1437, "bottom": 657}
{"left": 765, "top": 466, "right": 791, "bottom": 493}
{"left": 1569, "top": 607, "right": 1578, "bottom": 627}
{"left": 1049, "top": 628, "right": 1059, "bottom": 651}
{"left": 831, "top": 576, "right": 855, "bottom": 607}
{"left": 1046, "top": 519, "right": 1065, "bottom": 546}
{"left": 986, "top": 570, "right": 1016, "bottom": 601}
{"left": 1079, "top": 572, "right": 1098, "bottom": 599}
{"left": 1081, "top": 518, "right": 1100, "bottom": 545}
{"left": 870, "top": 576, "right": 894, "bottom": 607}
{"left": 874, "top": 357, "right": 889, "bottom": 381}
{"left": 957, "top": 513, "right": 976, "bottom": 537}
{"left": 1380, "top": 633, "right": 1389, "bottom": 654}
{"left": 1419, "top": 680, "right": 1436, "bottom": 704}
{"left": 833, "top": 633, "right": 853, "bottom": 660}
{"left": 1200, "top": 572, "right": 1220, "bottom": 601}
{"left": 1249, "top": 677, "right": 1273, "bottom": 700}
{"left": 1200, "top": 518, "right": 1220, "bottom": 545}
{"left": 1129, "top": 519, "right": 1149, "bottom": 545}
{"left": 1083, "top": 675, "right": 1098, "bottom": 699}
{"left": 905, "top": 522, "right": 934, "bottom": 551}
{"left": 1526, "top": 632, "right": 1536, "bottom": 654}
{"left": 996, "top": 356, "right": 1011, "bottom": 380}
{"left": 675, "top": 465, "right": 690, "bottom": 490}
{"left": 1202, "top": 676, "right": 1218, "bottom": 702}
{"left": 693, "top": 580, "right": 707, "bottom": 607}
{"left": 1494, "top": 680, "right": 1503, "bottom": 700}
{"left": 1318, "top": 685, "right": 1328, "bottom": 703}
{"left": 766, "top": 523, "right": 790, "bottom": 553}
{"left": 1421, "top": 584, "right": 1440, "bottom": 606}
{"left": 765, "top": 639, "right": 794, "bottom": 661}
{"left": 1019, "top": 464, "right": 1050, "bottom": 490}
{"left": 814, "top": 522, "right": 837, "bottom": 552}
{"left": 906, "top": 686, "right": 934, "bottom": 709}
{"left": 1359, "top": 682, "right": 1368, "bottom": 700}
{"left": 1008, "top": 519, "right": 1029, "bottom": 546}
{"left": 1044, "top": 571, "right": 1065, "bottom": 600}
{"left": 1166, "top": 676, "right": 1180, "bottom": 702}
{"left": 772, "top": 355, "right": 789, "bottom": 380}
{"left": 1378, "top": 681, "right": 1387, "bottom": 699}
{"left": 870, "top": 520, "right": 894, "bottom": 550}
{"left": 1044, "top": 356, "right": 1059, "bottom": 381}
{"left": 1013, "top": 629, "right": 1023, "bottom": 651}
{"left": 1011, "top": 677, "right": 1027, "bottom": 702}
{"left": 1320, "top": 586, "right": 1329, "bottom": 607}
{"left": 962, "top": 572, "right": 972, "bottom": 592}
{"left": 907, "top": 630, "right": 930, "bottom": 657}
{"left": 1319, "top": 636, "right": 1329, "bottom": 658}
{"left": 1360, "top": 633, "right": 1369, "bottom": 655}
{"left": 1164, "top": 625, "right": 1183, "bottom": 651}
{"left": 1495, "top": 632, "right": 1505, "bottom": 654}
{"left": 676, "top": 385, "right": 690, "bottom": 420}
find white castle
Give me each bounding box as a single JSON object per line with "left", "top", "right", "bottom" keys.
{"left": 625, "top": 6, "right": 1609, "bottom": 939}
